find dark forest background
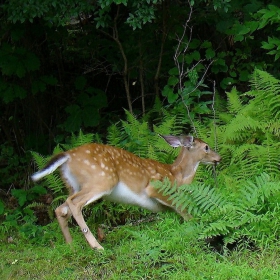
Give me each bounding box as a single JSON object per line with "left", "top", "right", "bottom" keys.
{"left": 1, "top": 0, "right": 280, "bottom": 244}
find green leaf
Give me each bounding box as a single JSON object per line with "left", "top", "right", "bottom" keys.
{"left": 246, "top": 21, "right": 259, "bottom": 33}
{"left": 63, "top": 90, "right": 107, "bottom": 132}
{"left": 30, "top": 186, "right": 47, "bottom": 195}
{"left": 189, "top": 39, "right": 201, "bottom": 49}
{"left": 238, "top": 26, "right": 250, "bottom": 35}
{"left": 167, "top": 92, "right": 178, "bottom": 104}
{"left": 201, "top": 41, "right": 212, "bottom": 48}
{"left": 11, "top": 189, "right": 27, "bottom": 207}
{"left": 192, "top": 50, "right": 200, "bottom": 61}
{"left": 220, "top": 77, "right": 235, "bottom": 89}
{"left": 162, "top": 85, "right": 173, "bottom": 97}
{"left": 64, "top": 104, "right": 82, "bottom": 132}
{"left": 161, "top": 85, "right": 178, "bottom": 103}
{"left": 239, "top": 70, "right": 249, "bottom": 82}
{"left": 167, "top": 76, "right": 179, "bottom": 86}
{"left": 205, "top": 48, "right": 215, "bottom": 59}
{"left": 168, "top": 67, "right": 179, "bottom": 75}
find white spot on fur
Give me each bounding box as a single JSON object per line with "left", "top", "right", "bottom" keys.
{"left": 91, "top": 165, "right": 96, "bottom": 169}
{"left": 86, "top": 150, "right": 91, "bottom": 154}
{"left": 84, "top": 159, "right": 90, "bottom": 165}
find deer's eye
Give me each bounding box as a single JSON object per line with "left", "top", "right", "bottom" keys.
{"left": 205, "top": 145, "right": 209, "bottom": 152}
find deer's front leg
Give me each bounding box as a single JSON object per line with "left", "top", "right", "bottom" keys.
{"left": 145, "top": 184, "right": 192, "bottom": 221}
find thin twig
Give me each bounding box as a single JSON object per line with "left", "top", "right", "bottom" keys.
{"left": 173, "top": 1, "right": 214, "bottom": 137}
{"left": 211, "top": 80, "right": 217, "bottom": 151}
{"left": 174, "top": 2, "right": 196, "bottom": 134}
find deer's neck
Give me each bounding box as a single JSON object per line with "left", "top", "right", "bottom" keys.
{"left": 170, "top": 148, "right": 200, "bottom": 185}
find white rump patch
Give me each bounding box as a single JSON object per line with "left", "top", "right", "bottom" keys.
{"left": 60, "top": 164, "right": 80, "bottom": 194}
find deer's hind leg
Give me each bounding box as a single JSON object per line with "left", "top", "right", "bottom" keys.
{"left": 66, "top": 184, "right": 113, "bottom": 250}
{"left": 55, "top": 203, "right": 73, "bottom": 243}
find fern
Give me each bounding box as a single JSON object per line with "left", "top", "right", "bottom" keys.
{"left": 250, "top": 69, "right": 280, "bottom": 119}
{"left": 29, "top": 69, "right": 280, "bottom": 248}
{"left": 153, "top": 179, "right": 227, "bottom": 217}
{"left": 61, "top": 130, "right": 95, "bottom": 150}
{"left": 107, "top": 110, "right": 185, "bottom": 163}
{"left": 223, "top": 115, "right": 263, "bottom": 143}
{"left": 208, "top": 69, "right": 280, "bottom": 183}
{"left": 154, "top": 173, "right": 280, "bottom": 247}
{"left": 227, "top": 87, "right": 243, "bottom": 114}
{"left": 25, "top": 202, "right": 45, "bottom": 210}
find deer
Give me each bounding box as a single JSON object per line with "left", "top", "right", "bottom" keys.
{"left": 31, "top": 134, "right": 221, "bottom": 250}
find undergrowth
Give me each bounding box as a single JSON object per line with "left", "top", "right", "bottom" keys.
{"left": 1, "top": 69, "right": 280, "bottom": 257}
{"left": 1, "top": 214, "right": 280, "bottom": 280}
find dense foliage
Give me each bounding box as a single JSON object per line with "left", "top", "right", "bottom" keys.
{"left": 1, "top": 0, "right": 280, "bottom": 157}
{"left": 1, "top": 1, "right": 280, "bottom": 272}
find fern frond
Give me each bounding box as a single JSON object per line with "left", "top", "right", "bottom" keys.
{"left": 154, "top": 115, "right": 181, "bottom": 135}
{"left": 107, "top": 110, "right": 185, "bottom": 164}
{"left": 25, "top": 202, "right": 45, "bottom": 209}
{"left": 250, "top": 69, "right": 280, "bottom": 93}
{"left": 223, "top": 115, "right": 263, "bottom": 142}
{"left": 249, "top": 142, "right": 280, "bottom": 177}
{"left": 238, "top": 173, "right": 280, "bottom": 208}
{"left": 226, "top": 87, "right": 243, "bottom": 114}
{"left": 250, "top": 69, "right": 280, "bottom": 120}
{"left": 266, "top": 121, "right": 280, "bottom": 137}
{"left": 62, "top": 130, "right": 94, "bottom": 150}
{"left": 52, "top": 145, "right": 64, "bottom": 155}
{"left": 106, "top": 121, "right": 123, "bottom": 147}
{"left": 31, "top": 151, "right": 50, "bottom": 170}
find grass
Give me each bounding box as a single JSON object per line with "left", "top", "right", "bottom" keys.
{"left": 1, "top": 212, "right": 280, "bottom": 280}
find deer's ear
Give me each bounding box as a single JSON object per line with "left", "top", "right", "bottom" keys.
{"left": 181, "top": 135, "right": 194, "bottom": 147}
{"left": 159, "top": 135, "right": 194, "bottom": 148}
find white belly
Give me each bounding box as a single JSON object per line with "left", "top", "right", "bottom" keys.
{"left": 104, "top": 182, "right": 163, "bottom": 212}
